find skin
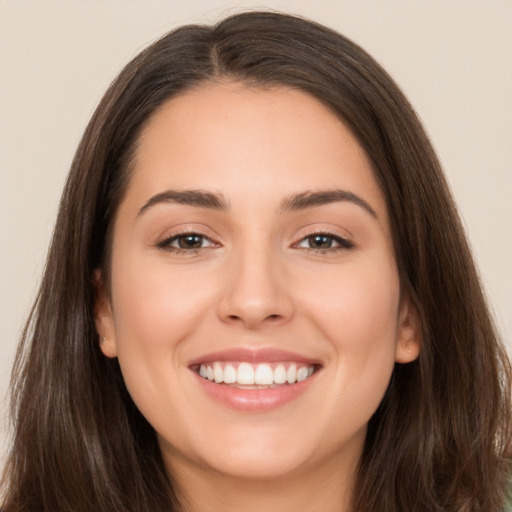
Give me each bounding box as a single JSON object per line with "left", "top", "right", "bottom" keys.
{"left": 95, "top": 82, "right": 420, "bottom": 512}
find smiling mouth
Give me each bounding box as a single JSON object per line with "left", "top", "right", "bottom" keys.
{"left": 193, "top": 362, "right": 319, "bottom": 389}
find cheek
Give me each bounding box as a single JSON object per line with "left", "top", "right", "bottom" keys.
{"left": 305, "top": 256, "right": 399, "bottom": 337}
{"left": 110, "top": 252, "right": 214, "bottom": 346}
{"left": 305, "top": 260, "right": 400, "bottom": 429}
{"left": 298, "top": 256, "right": 401, "bottom": 385}
{"left": 108, "top": 251, "right": 217, "bottom": 403}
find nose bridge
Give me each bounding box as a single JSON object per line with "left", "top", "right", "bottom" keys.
{"left": 217, "top": 233, "right": 293, "bottom": 328}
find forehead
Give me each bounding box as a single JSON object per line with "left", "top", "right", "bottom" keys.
{"left": 125, "top": 82, "right": 387, "bottom": 220}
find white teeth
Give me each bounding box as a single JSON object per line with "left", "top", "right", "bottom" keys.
{"left": 213, "top": 363, "right": 224, "bottom": 383}
{"left": 286, "top": 365, "right": 297, "bottom": 384}
{"left": 254, "top": 364, "right": 274, "bottom": 385}
{"left": 223, "top": 364, "right": 237, "bottom": 384}
{"left": 237, "top": 362, "right": 255, "bottom": 385}
{"left": 274, "top": 364, "right": 287, "bottom": 384}
{"left": 296, "top": 366, "right": 309, "bottom": 382}
{"left": 198, "top": 362, "right": 316, "bottom": 386}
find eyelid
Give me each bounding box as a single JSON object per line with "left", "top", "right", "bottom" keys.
{"left": 291, "top": 227, "right": 355, "bottom": 251}
{"left": 154, "top": 224, "right": 354, "bottom": 254}
{"left": 158, "top": 234, "right": 216, "bottom": 250}
{"left": 155, "top": 226, "right": 221, "bottom": 252}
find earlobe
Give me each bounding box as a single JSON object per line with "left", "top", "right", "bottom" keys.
{"left": 99, "top": 335, "right": 118, "bottom": 358}
{"left": 395, "top": 295, "right": 421, "bottom": 364}
{"left": 92, "top": 269, "right": 118, "bottom": 358}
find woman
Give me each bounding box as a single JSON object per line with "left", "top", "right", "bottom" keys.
{"left": 2, "top": 11, "right": 511, "bottom": 512}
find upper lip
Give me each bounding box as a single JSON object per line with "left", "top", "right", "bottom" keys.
{"left": 188, "top": 347, "right": 321, "bottom": 367}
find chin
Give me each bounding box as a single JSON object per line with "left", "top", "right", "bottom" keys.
{"left": 202, "top": 445, "right": 313, "bottom": 481}
{"left": 159, "top": 425, "right": 320, "bottom": 481}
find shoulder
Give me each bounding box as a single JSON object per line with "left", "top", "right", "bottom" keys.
{"left": 505, "top": 492, "right": 512, "bottom": 511}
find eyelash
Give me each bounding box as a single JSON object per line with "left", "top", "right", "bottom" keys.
{"left": 156, "top": 230, "right": 354, "bottom": 255}
{"left": 156, "top": 230, "right": 217, "bottom": 255}
{"left": 293, "top": 231, "right": 355, "bottom": 253}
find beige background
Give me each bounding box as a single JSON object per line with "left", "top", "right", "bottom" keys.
{"left": 1, "top": 0, "right": 511, "bottom": 463}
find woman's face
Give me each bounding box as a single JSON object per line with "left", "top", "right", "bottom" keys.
{"left": 96, "top": 82, "right": 419, "bottom": 482}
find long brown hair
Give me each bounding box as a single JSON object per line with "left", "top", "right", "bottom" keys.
{"left": 2, "top": 11, "right": 511, "bottom": 511}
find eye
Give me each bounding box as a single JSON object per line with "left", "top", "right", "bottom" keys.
{"left": 295, "top": 233, "right": 354, "bottom": 251}
{"left": 157, "top": 232, "right": 217, "bottom": 253}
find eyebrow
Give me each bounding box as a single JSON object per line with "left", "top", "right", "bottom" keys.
{"left": 138, "top": 189, "right": 229, "bottom": 216}
{"left": 137, "top": 188, "right": 377, "bottom": 218}
{"left": 279, "top": 190, "right": 377, "bottom": 218}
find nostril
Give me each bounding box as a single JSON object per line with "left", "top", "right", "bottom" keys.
{"left": 224, "top": 313, "right": 284, "bottom": 326}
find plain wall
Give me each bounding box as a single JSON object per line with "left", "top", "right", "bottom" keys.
{"left": 1, "top": 0, "right": 511, "bottom": 464}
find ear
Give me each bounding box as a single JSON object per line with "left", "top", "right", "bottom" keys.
{"left": 395, "top": 294, "right": 421, "bottom": 364}
{"left": 92, "top": 269, "right": 118, "bottom": 358}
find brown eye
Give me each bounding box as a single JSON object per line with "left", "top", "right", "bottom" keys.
{"left": 307, "top": 235, "right": 334, "bottom": 249}
{"left": 295, "top": 232, "right": 354, "bottom": 251}
{"left": 157, "top": 232, "right": 216, "bottom": 252}
{"left": 177, "top": 234, "right": 204, "bottom": 249}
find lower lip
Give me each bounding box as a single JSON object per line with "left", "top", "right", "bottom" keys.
{"left": 193, "top": 371, "right": 319, "bottom": 412}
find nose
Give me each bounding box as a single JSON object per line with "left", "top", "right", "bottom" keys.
{"left": 217, "top": 245, "right": 294, "bottom": 329}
